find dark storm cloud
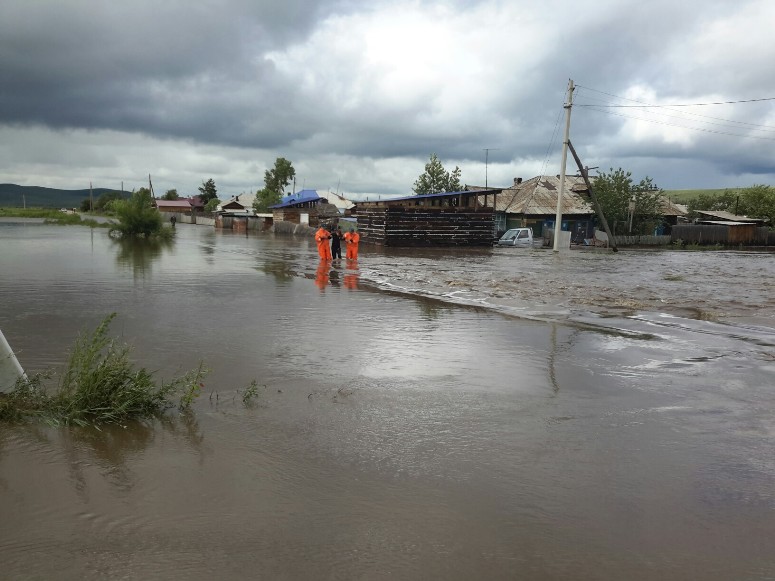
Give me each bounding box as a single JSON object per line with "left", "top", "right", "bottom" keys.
{"left": 0, "top": 0, "right": 341, "bottom": 146}
{"left": 1, "top": 0, "right": 773, "bottom": 193}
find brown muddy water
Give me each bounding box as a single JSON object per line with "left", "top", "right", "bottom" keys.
{"left": 1, "top": 220, "right": 774, "bottom": 580}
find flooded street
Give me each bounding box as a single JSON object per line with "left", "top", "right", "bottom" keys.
{"left": 1, "top": 220, "right": 774, "bottom": 579}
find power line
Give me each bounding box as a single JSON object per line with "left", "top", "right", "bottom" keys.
{"left": 578, "top": 96, "right": 775, "bottom": 107}
{"left": 576, "top": 85, "right": 775, "bottom": 108}
{"left": 583, "top": 106, "right": 775, "bottom": 141}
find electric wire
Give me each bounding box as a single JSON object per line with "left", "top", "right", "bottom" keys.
{"left": 575, "top": 84, "right": 775, "bottom": 140}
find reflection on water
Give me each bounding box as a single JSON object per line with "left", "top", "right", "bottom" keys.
{"left": 112, "top": 236, "right": 173, "bottom": 277}
{"left": 1, "top": 223, "right": 774, "bottom": 580}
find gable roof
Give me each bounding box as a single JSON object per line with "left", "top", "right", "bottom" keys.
{"left": 155, "top": 198, "right": 201, "bottom": 210}
{"left": 489, "top": 175, "right": 593, "bottom": 215}
{"left": 220, "top": 192, "right": 257, "bottom": 210}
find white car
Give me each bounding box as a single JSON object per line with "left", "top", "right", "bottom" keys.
{"left": 497, "top": 227, "right": 534, "bottom": 247}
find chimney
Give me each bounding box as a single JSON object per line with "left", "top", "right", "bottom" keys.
{"left": 514, "top": 177, "right": 522, "bottom": 185}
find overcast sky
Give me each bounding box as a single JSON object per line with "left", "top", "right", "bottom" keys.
{"left": 1, "top": 0, "right": 774, "bottom": 200}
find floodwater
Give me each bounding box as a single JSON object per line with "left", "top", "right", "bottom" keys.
{"left": 1, "top": 220, "right": 774, "bottom": 580}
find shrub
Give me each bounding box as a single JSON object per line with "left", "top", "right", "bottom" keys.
{"left": 0, "top": 314, "right": 207, "bottom": 426}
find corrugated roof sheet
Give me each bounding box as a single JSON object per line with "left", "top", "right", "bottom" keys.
{"left": 695, "top": 210, "right": 763, "bottom": 222}
{"left": 360, "top": 189, "right": 501, "bottom": 205}
{"left": 156, "top": 199, "right": 194, "bottom": 208}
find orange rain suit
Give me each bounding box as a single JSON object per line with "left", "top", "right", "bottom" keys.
{"left": 344, "top": 231, "right": 360, "bottom": 260}
{"left": 315, "top": 227, "right": 332, "bottom": 260}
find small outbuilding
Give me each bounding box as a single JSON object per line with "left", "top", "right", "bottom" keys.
{"left": 269, "top": 189, "right": 344, "bottom": 228}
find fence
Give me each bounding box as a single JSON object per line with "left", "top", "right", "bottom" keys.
{"left": 612, "top": 234, "right": 672, "bottom": 246}
{"left": 671, "top": 224, "right": 772, "bottom": 246}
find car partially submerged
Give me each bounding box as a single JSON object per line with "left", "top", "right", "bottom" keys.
{"left": 497, "top": 227, "right": 534, "bottom": 247}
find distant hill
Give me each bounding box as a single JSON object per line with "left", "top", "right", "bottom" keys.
{"left": 663, "top": 188, "right": 744, "bottom": 203}
{"left": 0, "top": 184, "right": 130, "bottom": 209}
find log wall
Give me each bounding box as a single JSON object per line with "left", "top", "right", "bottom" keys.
{"left": 357, "top": 207, "right": 494, "bottom": 246}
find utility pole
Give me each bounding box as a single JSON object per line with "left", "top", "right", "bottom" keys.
{"left": 553, "top": 79, "right": 574, "bottom": 252}
{"left": 89, "top": 182, "right": 93, "bottom": 212}
{"left": 567, "top": 141, "right": 617, "bottom": 252}
{"left": 483, "top": 148, "right": 499, "bottom": 188}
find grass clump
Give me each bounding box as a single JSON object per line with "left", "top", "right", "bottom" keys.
{"left": 0, "top": 314, "right": 207, "bottom": 426}
{"left": 241, "top": 380, "right": 263, "bottom": 407}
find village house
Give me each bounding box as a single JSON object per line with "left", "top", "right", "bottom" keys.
{"left": 467, "top": 176, "right": 594, "bottom": 239}
{"left": 270, "top": 189, "right": 351, "bottom": 228}
{"left": 218, "top": 193, "right": 257, "bottom": 215}
{"left": 155, "top": 196, "right": 205, "bottom": 218}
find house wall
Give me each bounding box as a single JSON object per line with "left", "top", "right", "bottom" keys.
{"left": 357, "top": 207, "right": 494, "bottom": 246}
{"left": 272, "top": 208, "right": 321, "bottom": 227}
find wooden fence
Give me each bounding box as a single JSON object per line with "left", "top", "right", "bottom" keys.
{"left": 671, "top": 224, "right": 772, "bottom": 245}
{"left": 612, "top": 234, "right": 672, "bottom": 246}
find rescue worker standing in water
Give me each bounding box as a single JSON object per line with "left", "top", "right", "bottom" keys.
{"left": 331, "top": 226, "right": 343, "bottom": 259}
{"left": 315, "top": 224, "right": 333, "bottom": 260}
{"left": 344, "top": 228, "right": 360, "bottom": 260}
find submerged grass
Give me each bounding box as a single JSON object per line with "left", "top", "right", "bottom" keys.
{"left": 0, "top": 314, "right": 207, "bottom": 426}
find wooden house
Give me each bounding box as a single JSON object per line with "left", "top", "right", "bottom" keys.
{"left": 155, "top": 197, "right": 205, "bottom": 221}
{"left": 218, "top": 193, "right": 257, "bottom": 215}
{"left": 467, "top": 176, "right": 594, "bottom": 238}
{"left": 354, "top": 190, "right": 501, "bottom": 246}
{"left": 270, "top": 189, "right": 336, "bottom": 227}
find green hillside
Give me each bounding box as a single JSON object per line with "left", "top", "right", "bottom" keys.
{"left": 663, "top": 188, "right": 744, "bottom": 203}
{"left": 0, "top": 184, "right": 130, "bottom": 209}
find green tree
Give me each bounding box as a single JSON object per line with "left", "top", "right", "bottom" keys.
{"left": 198, "top": 179, "right": 218, "bottom": 205}
{"left": 94, "top": 191, "right": 124, "bottom": 212}
{"left": 686, "top": 190, "right": 738, "bottom": 214}
{"left": 412, "top": 153, "right": 462, "bottom": 194}
{"left": 738, "top": 184, "right": 775, "bottom": 225}
{"left": 110, "top": 188, "right": 168, "bottom": 239}
{"left": 253, "top": 158, "right": 296, "bottom": 213}
{"left": 204, "top": 198, "right": 220, "bottom": 212}
{"left": 594, "top": 168, "right": 664, "bottom": 235}
{"left": 162, "top": 188, "right": 179, "bottom": 201}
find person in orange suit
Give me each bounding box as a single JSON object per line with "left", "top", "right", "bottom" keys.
{"left": 315, "top": 224, "right": 332, "bottom": 260}
{"left": 344, "top": 228, "right": 360, "bottom": 260}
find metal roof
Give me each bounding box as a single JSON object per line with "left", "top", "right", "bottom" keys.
{"left": 270, "top": 189, "right": 322, "bottom": 209}
{"left": 695, "top": 210, "right": 764, "bottom": 223}
{"left": 358, "top": 189, "right": 501, "bottom": 205}
{"left": 156, "top": 199, "right": 194, "bottom": 208}
{"left": 696, "top": 220, "right": 757, "bottom": 226}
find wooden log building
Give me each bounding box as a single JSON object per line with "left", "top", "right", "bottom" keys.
{"left": 355, "top": 190, "right": 501, "bottom": 246}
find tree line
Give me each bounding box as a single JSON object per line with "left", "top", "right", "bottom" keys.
{"left": 79, "top": 154, "right": 774, "bottom": 234}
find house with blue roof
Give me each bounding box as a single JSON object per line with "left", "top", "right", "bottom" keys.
{"left": 270, "top": 189, "right": 347, "bottom": 228}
